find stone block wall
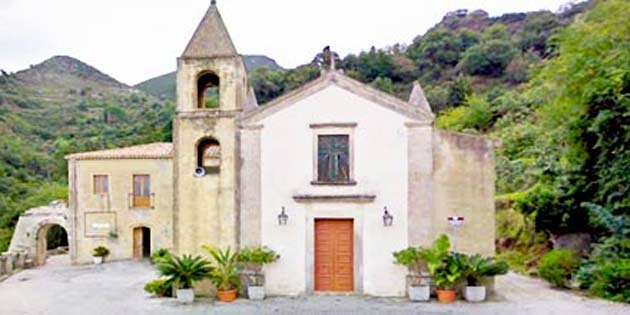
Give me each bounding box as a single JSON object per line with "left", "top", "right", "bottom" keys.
{"left": 0, "top": 250, "right": 29, "bottom": 281}
{"left": 431, "top": 130, "right": 498, "bottom": 256}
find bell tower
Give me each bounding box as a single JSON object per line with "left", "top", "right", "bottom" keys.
{"left": 173, "top": 0, "right": 247, "bottom": 255}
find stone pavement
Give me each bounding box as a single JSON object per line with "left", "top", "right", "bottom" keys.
{"left": 0, "top": 257, "right": 628, "bottom": 315}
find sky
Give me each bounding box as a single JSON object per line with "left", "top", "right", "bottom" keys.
{"left": 0, "top": 0, "right": 573, "bottom": 85}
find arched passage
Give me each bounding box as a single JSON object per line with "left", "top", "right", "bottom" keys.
{"left": 36, "top": 224, "right": 69, "bottom": 266}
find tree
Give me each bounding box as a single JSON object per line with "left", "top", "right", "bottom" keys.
{"left": 461, "top": 40, "right": 515, "bottom": 77}
{"left": 370, "top": 77, "right": 395, "bottom": 94}
{"left": 517, "top": 11, "right": 560, "bottom": 56}
{"left": 447, "top": 76, "right": 472, "bottom": 107}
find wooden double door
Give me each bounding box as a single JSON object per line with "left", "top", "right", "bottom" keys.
{"left": 314, "top": 219, "right": 354, "bottom": 292}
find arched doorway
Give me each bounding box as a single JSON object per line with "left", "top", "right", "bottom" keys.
{"left": 132, "top": 226, "right": 151, "bottom": 260}
{"left": 36, "top": 224, "right": 69, "bottom": 266}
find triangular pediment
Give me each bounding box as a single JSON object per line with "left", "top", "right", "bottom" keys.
{"left": 182, "top": 3, "right": 237, "bottom": 58}
{"left": 242, "top": 71, "right": 434, "bottom": 124}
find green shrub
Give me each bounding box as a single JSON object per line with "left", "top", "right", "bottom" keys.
{"left": 577, "top": 236, "right": 630, "bottom": 301}
{"left": 150, "top": 248, "right": 171, "bottom": 264}
{"left": 236, "top": 246, "right": 280, "bottom": 267}
{"left": 576, "top": 260, "right": 597, "bottom": 289}
{"left": 435, "top": 106, "right": 468, "bottom": 131}
{"left": 432, "top": 253, "right": 467, "bottom": 290}
{"left": 92, "top": 246, "right": 110, "bottom": 257}
{"left": 393, "top": 247, "right": 424, "bottom": 275}
{"left": 435, "top": 94, "right": 493, "bottom": 132}
{"left": 497, "top": 250, "right": 529, "bottom": 273}
{"left": 144, "top": 278, "right": 173, "bottom": 297}
{"left": 589, "top": 259, "right": 630, "bottom": 303}
{"left": 538, "top": 249, "right": 579, "bottom": 288}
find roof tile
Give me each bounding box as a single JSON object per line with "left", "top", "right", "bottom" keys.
{"left": 65, "top": 142, "right": 173, "bottom": 160}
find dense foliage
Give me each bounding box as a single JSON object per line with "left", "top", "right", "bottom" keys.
{"left": 538, "top": 249, "right": 579, "bottom": 288}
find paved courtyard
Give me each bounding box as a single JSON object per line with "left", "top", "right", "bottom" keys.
{"left": 0, "top": 256, "right": 628, "bottom": 315}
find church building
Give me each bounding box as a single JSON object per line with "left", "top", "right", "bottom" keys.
{"left": 65, "top": 2, "right": 497, "bottom": 296}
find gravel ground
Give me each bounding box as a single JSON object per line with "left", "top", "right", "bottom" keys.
{"left": 0, "top": 256, "right": 628, "bottom": 315}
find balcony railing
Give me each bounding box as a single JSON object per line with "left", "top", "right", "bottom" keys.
{"left": 128, "top": 193, "right": 155, "bottom": 209}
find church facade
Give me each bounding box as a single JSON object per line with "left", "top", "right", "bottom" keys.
{"left": 65, "top": 2, "right": 497, "bottom": 296}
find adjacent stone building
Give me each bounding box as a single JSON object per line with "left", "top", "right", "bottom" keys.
{"left": 60, "top": 2, "right": 497, "bottom": 296}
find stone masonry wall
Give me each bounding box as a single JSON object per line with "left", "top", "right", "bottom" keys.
{"left": 431, "top": 130, "right": 497, "bottom": 256}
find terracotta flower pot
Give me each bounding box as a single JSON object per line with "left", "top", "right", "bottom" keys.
{"left": 216, "top": 288, "right": 238, "bottom": 302}
{"left": 436, "top": 289, "right": 457, "bottom": 303}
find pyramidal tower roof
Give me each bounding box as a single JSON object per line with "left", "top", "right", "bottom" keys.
{"left": 182, "top": 1, "right": 238, "bottom": 58}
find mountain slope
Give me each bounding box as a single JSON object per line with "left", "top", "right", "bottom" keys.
{"left": 136, "top": 54, "right": 282, "bottom": 99}
{"left": 14, "top": 56, "right": 128, "bottom": 92}
{"left": 0, "top": 56, "right": 175, "bottom": 250}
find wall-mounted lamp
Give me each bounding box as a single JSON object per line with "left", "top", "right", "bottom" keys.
{"left": 278, "top": 207, "right": 288, "bottom": 226}
{"left": 383, "top": 206, "right": 394, "bottom": 227}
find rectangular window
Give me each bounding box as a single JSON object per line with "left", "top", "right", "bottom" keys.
{"left": 132, "top": 175, "right": 151, "bottom": 208}
{"left": 317, "top": 135, "right": 350, "bottom": 183}
{"left": 93, "top": 175, "right": 109, "bottom": 194}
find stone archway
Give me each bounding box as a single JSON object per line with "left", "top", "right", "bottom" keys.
{"left": 8, "top": 201, "right": 71, "bottom": 266}
{"left": 35, "top": 224, "right": 69, "bottom": 266}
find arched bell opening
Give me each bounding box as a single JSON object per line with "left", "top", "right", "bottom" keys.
{"left": 197, "top": 71, "right": 220, "bottom": 109}
{"left": 195, "top": 137, "right": 221, "bottom": 176}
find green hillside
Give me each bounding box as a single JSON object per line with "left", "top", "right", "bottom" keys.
{"left": 136, "top": 55, "right": 282, "bottom": 99}
{"left": 0, "top": 56, "right": 174, "bottom": 250}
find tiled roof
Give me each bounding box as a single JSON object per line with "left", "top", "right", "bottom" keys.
{"left": 65, "top": 142, "right": 173, "bottom": 160}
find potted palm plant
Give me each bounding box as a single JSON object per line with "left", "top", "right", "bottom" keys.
{"left": 237, "top": 246, "right": 279, "bottom": 300}
{"left": 432, "top": 253, "right": 466, "bottom": 303}
{"left": 393, "top": 247, "right": 430, "bottom": 301}
{"left": 420, "top": 234, "right": 466, "bottom": 303}
{"left": 204, "top": 246, "right": 241, "bottom": 302}
{"left": 157, "top": 254, "right": 212, "bottom": 303}
{"left": 462, "top": 254, "right": 508, "bottom": 302}
{"left": 92, "top": 246, "right": 109, "bottom": 264}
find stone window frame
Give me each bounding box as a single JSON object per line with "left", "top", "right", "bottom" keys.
{"left": 129, "top": 174, "right": 154, "bottom": 210}
{"left": 310, "top": 123, "right": 357, "bottom": 186}
{"left": 92, "top": 174, "right": 109, "bottom": 195}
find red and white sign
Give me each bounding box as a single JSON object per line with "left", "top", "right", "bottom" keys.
{"left": 447, "top": 216, "right": 465, "bottom": 226}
